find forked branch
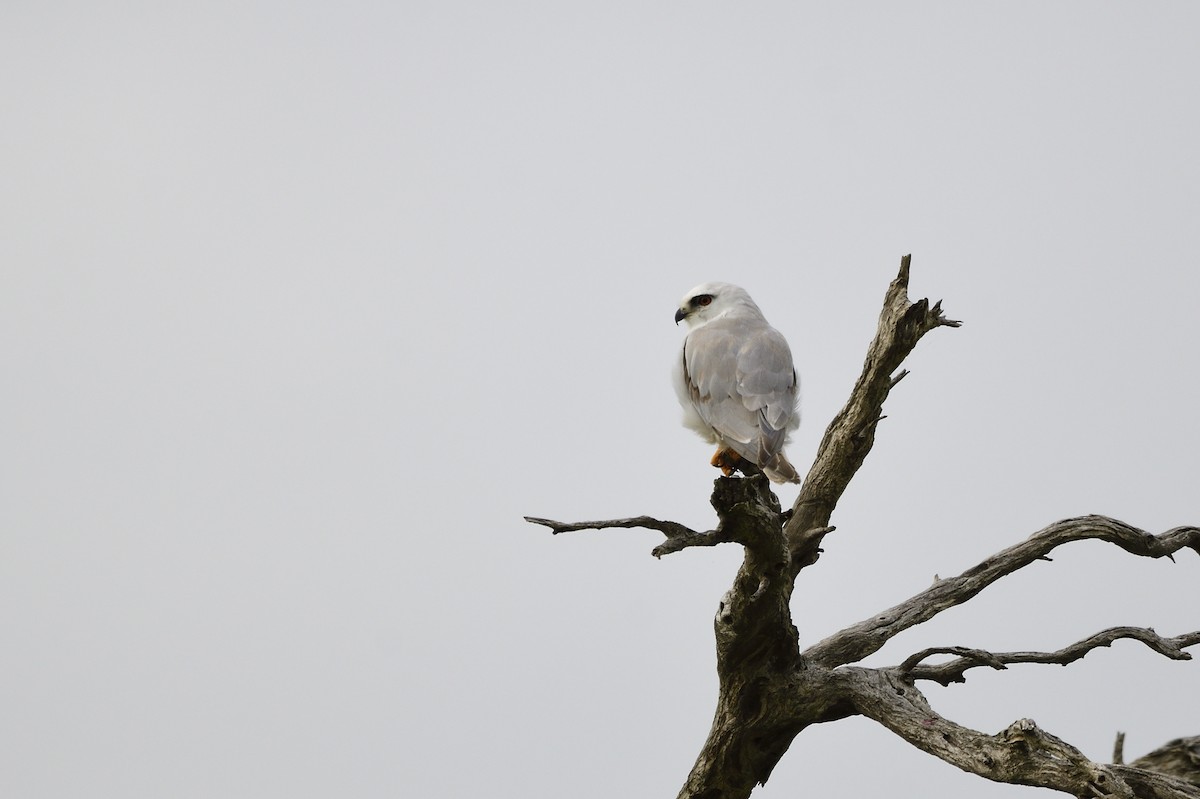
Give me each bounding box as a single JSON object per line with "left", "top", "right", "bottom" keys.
{"left": 805, "top": 515, "right": 1200, "bottom": 668}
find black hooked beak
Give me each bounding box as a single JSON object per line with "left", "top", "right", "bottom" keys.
{"left": 674, "top": 308, "right": 686, "bottom": 325}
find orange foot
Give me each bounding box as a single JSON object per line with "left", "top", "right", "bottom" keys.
{"left": 710, "top": 447, "right": 745, "bottom": 477}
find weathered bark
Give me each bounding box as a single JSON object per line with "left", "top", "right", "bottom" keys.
{"left": 841, "top": 667, "right": 1148, "bottom": 798}
{"left": 784, "top": 254, "right": 960, "bottom": 573}
{"left": 1129, "top": 737, "right": 1200, "bottom": 788}
{"left": 525, "top": 256, "right": 1200, "bottom": 799}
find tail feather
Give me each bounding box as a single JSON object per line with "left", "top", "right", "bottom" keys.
{"left": 762, "top": 454, "right": 801, "bottom": 484}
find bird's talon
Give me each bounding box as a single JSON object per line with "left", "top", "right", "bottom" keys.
{"left": 711, "top": 447, "right": 744, "bottom": 476}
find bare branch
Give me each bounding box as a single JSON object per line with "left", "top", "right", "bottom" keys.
{"left": 526, "top": 513, "right": 732, "bottom": 559}
{"left": 901, "top": 627, "right": 1200, "bottom": 686}
{"left": 898, "top": 645, "right": 1009, "bottom": 677}
{"left": 523, "top": 513, "right": 732, "bottom": 558}
{"left": 837, "top": 666, "right": 1200, "bottom": 799}
{"left": 525, "top": 465, "right": 798, "bottom": 562}
{"left": 805, "top": 516, "right": 1200, "bottom": 667}
{"left": 523, "top": 514, "right": 701, "bottom": 539}
{"left": 785, "top": 255, "right": 960, "bottom": 573}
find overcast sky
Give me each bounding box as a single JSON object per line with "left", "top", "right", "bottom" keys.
{"left": 2, "top": 3, "right": 1198, "bottom": 798}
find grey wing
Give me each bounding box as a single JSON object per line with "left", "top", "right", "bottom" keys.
{"left": 681, "top": 323, "right": 763, "bottom": 449}
{"left": 733, "top": 324, "right": 799, "bottom": 461}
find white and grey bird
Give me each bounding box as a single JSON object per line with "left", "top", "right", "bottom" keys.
{"left": 673, "top": 282, "right": 801, "bottom": 484}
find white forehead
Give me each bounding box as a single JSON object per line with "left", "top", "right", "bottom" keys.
{"left": 679, "top": 282, "right": 746, "bottom": 304}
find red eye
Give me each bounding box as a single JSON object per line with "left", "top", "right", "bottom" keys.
{"left": 697, "top": 295, "right": 713, "bottom": 306}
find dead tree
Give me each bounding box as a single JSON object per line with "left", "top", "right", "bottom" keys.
{"left": 525, "top": 256, "right": 1200, "bottom": 799}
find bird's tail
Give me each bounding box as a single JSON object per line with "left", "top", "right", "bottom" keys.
{"left": 762, "top": 454, "right": 801, "bottom": 484}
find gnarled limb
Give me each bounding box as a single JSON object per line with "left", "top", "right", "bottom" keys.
{"left": 522, "top": 514, "right": 699, "bottom": 538}
{"left": 901, "top": 627, "right": 1200, "bottom": 686}
{"left": 523, "top": 473, "right": 791, "bottom": 559}
{"left": 522, "top": 514, "right": 721, "bottom": 557}
{"left": 784, "top": 254, "right": 960, "bottom": 573}
{"left": 837, "top": 666, "right": 1200, "bottom": 799}
{"left": 805, "top": 516, "right": 1200, "bottom": 668}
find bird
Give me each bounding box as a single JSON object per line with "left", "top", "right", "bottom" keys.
{"left": 672, "top": 282, "right": 801, "bottom": 484}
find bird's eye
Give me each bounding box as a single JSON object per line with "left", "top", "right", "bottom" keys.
{"left": 696, "top": 295, "right": 713, "bottom": 307}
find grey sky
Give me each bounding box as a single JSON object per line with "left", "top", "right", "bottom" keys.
{"left": 2, "top": 3, "right": 1197, "bottom": 797}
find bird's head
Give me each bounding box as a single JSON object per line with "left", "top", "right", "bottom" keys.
{"left": 674, "top": 282, "right": 762, "bottom": 330}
